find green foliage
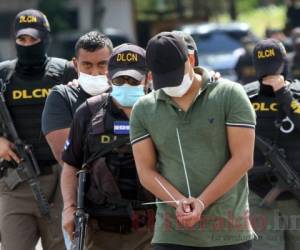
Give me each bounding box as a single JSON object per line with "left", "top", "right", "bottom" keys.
{"left": 236, "top": 0, "right": 259, "bottom": 13}
{"left": 239, "top": 5, "right": 286, "bottom": 37}
{"left": 136, "top": 0, "right": 180, "bottom": 20}
{"left": 136, "top": 0, "right": 159, "bottom": 11}
{"left": 218, "top": 5, "right": 286, "bottom": 38}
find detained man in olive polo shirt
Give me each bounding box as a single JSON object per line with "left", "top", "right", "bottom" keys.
{"left": 130, "top": 32, "right": 257, "bottom": 249}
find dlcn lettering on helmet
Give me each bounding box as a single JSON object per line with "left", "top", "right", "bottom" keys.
{"left": 116, "top": 53, "right": 138, "bottom": 62}
{"left": 12, "top": 88, "right": 51, "bottom": 100}
{"left": 257, "top": 49, "right": 275, "bottom": 59}
{"left": 19, "top": 15, "right": 37, "bottom": 23}
{"left": 252, "top": 102, "right": 278, "bottom": 111}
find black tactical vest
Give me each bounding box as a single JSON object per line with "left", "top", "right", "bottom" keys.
{"left": 0, "top": 58, "right": 76, "bottom": 168}
{"left": 249, "top": 88, "right": 300, "bottom": 174}
{"left": 84, "top": 95, "right": 153, "bottom": 206}
{"left": 244, "top": 81, "right": 300, "bottom": 197}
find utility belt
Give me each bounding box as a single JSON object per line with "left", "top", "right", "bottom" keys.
{"left": 88, "top": 204, "right": 154, "bottom": 234}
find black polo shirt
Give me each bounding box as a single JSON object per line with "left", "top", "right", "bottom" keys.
{"left": 42, "top": 84, "right": 89, "bottom": 135}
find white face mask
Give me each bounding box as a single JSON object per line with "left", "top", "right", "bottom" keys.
{"left": 162, "top": 72, "right": 194, "bottom": 97}
{"left": 78, "top": 72, "right": 110, "bottom": 96}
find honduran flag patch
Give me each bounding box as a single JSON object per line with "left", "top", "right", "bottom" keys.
{"left": 114, "top": 121, "right": 130, "bottom": 135}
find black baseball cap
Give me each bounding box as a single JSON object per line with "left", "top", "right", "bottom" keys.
{"left": 172, "top": 30, "right": 199, "bottom": 66}
{"left": 172, "top": 30, "right": 197, "bottom": 52}
{"left": 252, "top": 39, "right": 286, "bottom": 79}
{"left": 108, "top": 43, "right": 147, "bottom": 81}
{"left": 146, "top": 32, "right": 188, "bottom": 90}
{"left": 14, "top": 9, "right": 50, "bottom": 39}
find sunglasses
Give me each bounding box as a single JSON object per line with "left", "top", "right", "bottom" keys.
{"left": 111, "top": 76, "right": 144, "bottom": 86}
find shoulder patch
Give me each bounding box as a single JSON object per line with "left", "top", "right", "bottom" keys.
{"left": 243, "top": 81, "right": 259, "bottom": 98}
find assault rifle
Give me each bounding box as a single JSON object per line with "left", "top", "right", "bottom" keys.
{"left": 73, "top": 168, "right": 89, "bottom": 250}
{"left": 72, "top": 142, "right": 133, "bottom": 249}
{"left": 0, "top": 79, "right": 51, "bottom": 220}
{"left": 255, "top": 135, "right": 300, "bottom": 208}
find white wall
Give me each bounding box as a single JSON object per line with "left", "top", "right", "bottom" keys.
{"left": 77, "top": 0, "right": 93, "bottom": 31}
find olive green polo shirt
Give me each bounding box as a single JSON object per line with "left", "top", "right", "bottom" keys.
{"left": 130, "top": 67, "right": 256, "bottom": 247}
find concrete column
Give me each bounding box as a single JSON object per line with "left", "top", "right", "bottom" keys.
{"left": 77, "top": 0, "right": 93, "bottom": 31}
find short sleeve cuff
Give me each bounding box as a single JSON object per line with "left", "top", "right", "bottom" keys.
{"left": 225, "top": 122, "right": 255, "bottom": 129}
{"left": 130, "top": 133, "right": 150, "bottom": 145}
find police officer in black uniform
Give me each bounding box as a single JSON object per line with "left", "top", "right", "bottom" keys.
{"left": 62, "top": 43, "right": 154, "bottom": 250}
{"left": 42, "top": 30, "right": 113, "bottom": 249}
{"left": 0, "top": 9, "right": 76, "bottom": 250}
{"left": 42, "top": 31, "right": 113, "bottom": 166}
{"left": 234, "top": 36, "right": 257, "bottom": 85}
{"left": 244, "top": 39, "right": 300, "bottom": 250}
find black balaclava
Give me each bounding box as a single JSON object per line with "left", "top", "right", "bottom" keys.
{"left": 259, "top": 60, "right": 288, "bottom": 97}
{"left": 14, "top": 9, "right": 51, "bottom": 76}
{"left": 15, "top": 36, "right": 50, "bottom": 78}
{"left": 16, "top": 37, "right": 49, "bottom": 66}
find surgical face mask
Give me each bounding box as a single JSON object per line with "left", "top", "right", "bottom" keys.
{"left": 78, "top": 72, "right": 110, "bottom": 96}
{"left": 111, "top": 84, "right": 145, "bottom": 107}
{"left": 162, "top": 72, "right": 194, "bottom": 97}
